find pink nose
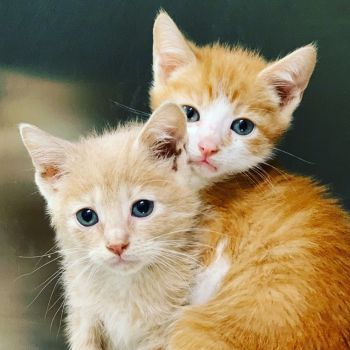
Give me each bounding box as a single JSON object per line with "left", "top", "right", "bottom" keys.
{"left": 198, "top": 141, "right": 218, "bottom": 158}
{"left": 106, "top": 243, "right": 129, "bottom": 256}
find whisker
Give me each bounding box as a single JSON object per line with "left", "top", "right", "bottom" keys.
{"left": 155, "top": 240, "right": 214, "bottom": 250}
{"left": 19, "top": 245, "right": 59, "bottom": 262}
{"left": 136, "top": 179, "right": 175, "bottom": 187}
{"left": 152, "top": 247, "right": 200, "bottom": 265}
{"left": 253, "top": 165, "right": 272, "bottom": 184}
{"left": 274, "top": 147, "right": 314, "bottom": 164}
{"left": 33, "top": 245, "right": 58, "bottom": 268}
{"left": 152, "top": 256, "right": 193, "bottom": 286}
{"left": 262, "top": 162, "right": 291, "bottom": 182}
{"left": 15, "top": 255, "right": 62, "bottom": 282}
{"left": 57, "top": 300, "right": 66, "bottom": 338}
{"left": 250, "top": 167, "right": 277, "bottom": 194}
{"left": 27, "top": 270, "right": 62, "bottom": 308}
{"left": 110, "top": 100, "right": 150, "bottom": 117}
{"left": 183, "top": 226, "right": 230, "bottom": 238}
{"left": 47, "top": 292, "right": 64, "bottom": 314}
{"left": 70, "top": 263, "right": 93, "bottom": 288}
{"left": 242, "top": 170, "right": 261, "bottom": 188}
{"left": 147, "top": 227, "right": 205, "bottom": 242}
{"left": 45, "top": 273, "right": 63, "bottom": 318}
{"left": 35, "top": 268, "right": 62, "bottom": 290}
{"left": 50, "top": 299, "right": 65, "bottom": 333}
{"left": 18, "top": 252, "right": 60, "bottom": 259}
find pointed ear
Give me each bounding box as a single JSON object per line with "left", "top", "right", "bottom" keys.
{"left": 139, "top": 102, "right": 187, "bottom": 163}
{"left": 153, "top": 11, "right": 196, "bottom": 84}
{"left": 258, "top": 44, "right": 317, "bottom": 118}
{"left": 19, "top": 123, "right": 72, "bottom": 197}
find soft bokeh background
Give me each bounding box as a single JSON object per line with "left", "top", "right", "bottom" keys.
{"left": 0, "top": 1, "right": 349, "bottom": 349}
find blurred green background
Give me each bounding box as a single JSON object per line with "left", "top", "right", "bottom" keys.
{"left": 0, "top": 1, "right": 349, "bottom": 349}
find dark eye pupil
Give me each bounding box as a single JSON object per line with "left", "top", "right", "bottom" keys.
{"left": 231, "top": 118, "right": 254, "bottom": 135}
{"left": 182, "top": 105, "right": 200, "bottom": 122}
{"left": 187, "top": 107, "right": 194, "bottom": 118}
{"left": 76, "top": 208, "right": 98, "bottom": 227}
{"left": 239, "top": 120, "right": 248, "bottom": 132}
{"left": 137, "top": 201, "right": 148, "bottom": 213}
{"left": 132, "top": 200, "right": 154, "bottom": 218}
{"left": 82, "top": 209, "right": 93, "bottom": 222}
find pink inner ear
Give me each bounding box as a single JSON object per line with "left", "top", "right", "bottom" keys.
{"left": 274, "top": 80, "right": 297, "bottom": 107}
{"left": 160, "top": 62, "right": 178, "bottom": 76}
{"left": 153, "top": 136, "right": 182, "bottom": 160}
{"left": 41, "top": 165, "right": 60, "bottom": 180}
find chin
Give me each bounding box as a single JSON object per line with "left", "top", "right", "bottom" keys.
{"left": 190, "top": 165, "right": 226, "bottom": 189}
{"left": 105, "top": 257, "right": 144, "bottom": 275}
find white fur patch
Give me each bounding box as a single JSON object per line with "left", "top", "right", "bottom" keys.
{"left": 190, "top": 239, "right": 230, "bottom": 305}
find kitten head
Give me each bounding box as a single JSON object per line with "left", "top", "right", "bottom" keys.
{"left": 150, "top": 12, "right": 316, "bottom": 185}
{"left": 20, "top": 103, "right": 199, "bottom": 276}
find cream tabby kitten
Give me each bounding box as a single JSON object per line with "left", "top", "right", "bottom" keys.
{"left": 150, "top": 13, "right": 350, "bottom": 350}
{"left": 20, "top": 103, "right": 200, "bottom": 350}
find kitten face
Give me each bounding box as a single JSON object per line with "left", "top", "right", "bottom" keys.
{"left": 151, "top": 12, "right": 316, "bottom": 185}
{"left": 54, "top": 164, "right": 192, "bottom": 275}
{"left": 20, "top": 103, "right": 198, "bottom": 276}
{"left": 155, "top": 90, "right": 274, "bottom": 182}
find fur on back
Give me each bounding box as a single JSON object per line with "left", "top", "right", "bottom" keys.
{"left": 186, "top": 170, "right": 350, "bottom": 349}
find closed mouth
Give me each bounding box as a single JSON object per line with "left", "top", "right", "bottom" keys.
{"left": 189, "top": 158, "right": 217, "bottom": 172}
{"left": 109, "top": 256, "right": 137, "bottom": 267}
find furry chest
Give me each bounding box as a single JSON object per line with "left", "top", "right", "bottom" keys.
{"left": 101, "top": 307, "right": 145, "bottom": 350}
{"left": 94, "top": 286, "right": 170, "bottom": 350}
{"left": 190, "top": 239, "right": 230, "bottom": 305}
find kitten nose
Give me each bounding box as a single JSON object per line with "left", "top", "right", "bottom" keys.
{"left": 106, "top": 243, "right": 129, "bottom": 256}
{"left": 198, "top": 140, "right": 218, "bottom": 158}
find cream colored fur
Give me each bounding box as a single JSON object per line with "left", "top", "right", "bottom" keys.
{"left": 20, "top": 103, "right": 201, "bottom": 350}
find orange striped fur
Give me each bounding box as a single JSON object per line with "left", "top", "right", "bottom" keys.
{"left": 150, "top": 12, "right": 350, "bottom": 350}
{"left": 169, "top": 170, "right": 350, "bottom": 349}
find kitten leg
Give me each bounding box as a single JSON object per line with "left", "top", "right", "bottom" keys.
{"left": 66, "top": 308, "right": 103, "bottom": 350}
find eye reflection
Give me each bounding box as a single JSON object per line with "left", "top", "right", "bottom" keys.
{"left": 131, "top": 200, "right": 154, "bottom": 218}
{"left": 182, "top": 105, "right": 200, "bottom": 122}
{"left": 76, "top": 208, "right": 99, "bottom": 226}
{"left": 231, "top": 119, "right": 255, "bottom": 135}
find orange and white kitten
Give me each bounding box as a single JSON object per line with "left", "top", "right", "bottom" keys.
{"left": 20, "top": 103, "right": 200, "bottom": 350}
{"left": 151, "top": 13, "right": 317, "bottom": 188}
{"left": 150, "top": 13, "right": 350, "bottom": 349}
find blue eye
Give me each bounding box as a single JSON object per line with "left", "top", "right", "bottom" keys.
{"left": 76, "top": 208, "right": 99, "bottom": 227}
{"left": 131, "top": 200, "right": 154, "bottom": 218}
{"left": 231, "top": 119, "right": 254, "bottom": 135}
{"left": 182, "top": 105, "right": 200, "bottom": 122}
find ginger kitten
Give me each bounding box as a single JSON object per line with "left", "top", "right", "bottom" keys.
{"left": 151, "top": 12, "right": 316, "bottom": 188}
{"left": 20, "top": 103, "right": 200, "bottom": 350}
{"left": 150, "top": 13, "right": 350, "bottom": 349}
